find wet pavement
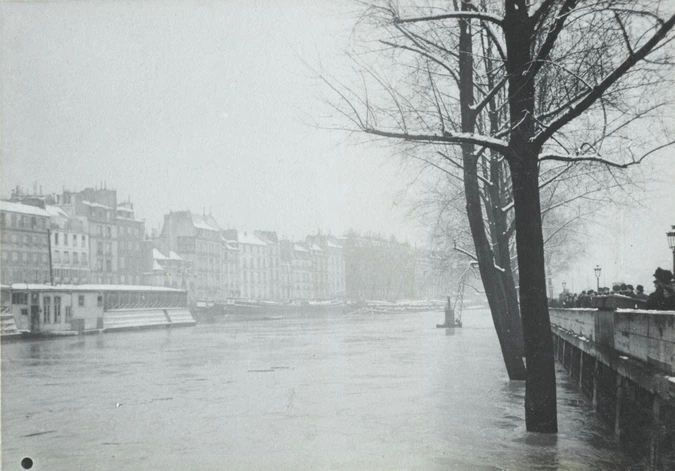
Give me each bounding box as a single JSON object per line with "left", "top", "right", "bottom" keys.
{"left": 2, "top": 308, "right": 643, "bottom": 470}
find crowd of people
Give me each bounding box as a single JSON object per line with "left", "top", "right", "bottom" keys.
{"left": 549, "top": 267, "right": 675, "bottom": 311}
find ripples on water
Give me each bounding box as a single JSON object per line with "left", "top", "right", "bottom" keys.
{"left": 1, "top": 309, "right": 643, "bottom": 470}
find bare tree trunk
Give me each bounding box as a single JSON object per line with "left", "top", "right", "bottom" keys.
{"left": 504, "top": 0, "right": 557, "bottom": 432}
{"left": 459, "top": 2, "right": 526, "bottom": 380}
{"left": 511, "top": 155, "right": 557, "bottom": 433}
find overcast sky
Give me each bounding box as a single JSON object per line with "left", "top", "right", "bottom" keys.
{"left": 1, "top": 0, "right": 415, "bottom": 241}
{"left": 1, "top": 0, "right": 674, "bottom": 290}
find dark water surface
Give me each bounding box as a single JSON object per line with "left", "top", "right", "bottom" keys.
{"left": 2, "top": 309, "right": 641, "bottom": 470}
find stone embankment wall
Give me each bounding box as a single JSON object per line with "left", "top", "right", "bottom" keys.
{"left": 550, "top": 308, "right": 675, "bottom": 470}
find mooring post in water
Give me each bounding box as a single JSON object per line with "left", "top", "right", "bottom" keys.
{"left": 445, "top": 307, "right": 455, "bottom": 326}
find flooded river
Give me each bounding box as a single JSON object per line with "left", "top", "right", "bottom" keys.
{"left": 2, "top": 308, "right": 644, "bottom": 470}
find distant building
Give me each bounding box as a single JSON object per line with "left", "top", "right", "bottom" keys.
{"left": 143, "top": 248, "right": 196, "bottom": 303}
{"left": 280, "top": 240, "right": 313, "bottom": 301}
{"left": 0, "top": 201, "right": 51, "bottom": 284}
{"left": 160, "top": 211, "right": 223, "bottom": 302}
{"left": 116, "top": 202, "right": 147, "bottom": 285}
{"left": 255, "top": 231, "right": 281, "bottom": 301}
{"left": 221, "top": 234, "right": 240, "bottom": 298}
{"left": 8, "top": 186, "right": 147, "bottom": 286}
{"left": 279, "top": 253, "right": 292, "bottom": 301}
{"left": 339, "top": 233, "right": 415, "bottom": 301}
{"left": 224, "top": 230, "right": 267, "bottom": 300}
{"left": 306, "top": 233, "right": 345, "bottom": 300}
{"left": 46, "top": 205, "right": 90, "bottom": 284}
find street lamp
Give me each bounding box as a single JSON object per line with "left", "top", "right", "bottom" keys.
{"left": 594, "top": 265, "right": 601, "bottom": 292}
{"left": 562, "top": 281, "right": 567, "bottom": 293}
{"left": 667, "top": 225, "right": 675, "bottom": 275}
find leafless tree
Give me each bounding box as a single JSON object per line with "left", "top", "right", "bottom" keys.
{"left": 322, "top": 0, "right": 675, "bottom": 432}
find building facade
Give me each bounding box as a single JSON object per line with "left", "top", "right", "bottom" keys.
{"left": 0, "top": 201, "right": 51, "bottom": 284}
{"left": 47, "top": 206, "right": 90, "bottom": 284}
{"left": 116, "top": 202, "right": 147, "bottom": 285}
{"left": 160, "top": 211, "right": 223, "bottom": 302}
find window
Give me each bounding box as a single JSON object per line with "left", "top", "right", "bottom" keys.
{"left": 64, "top": 234, "right": 68, "bottom": 246}
{"left": 12, "top": 292, "right": 28, "bottom": 304}
{"left": 43, "top": 296, "right": 51, "bottom": 323}
{"left": 98, "top": 226, "right": 103, "bottom": 237}
{"left": 11, "top": 214, "right": 17, "bottom": 227}
{"left": 77, "top": 295, "right": 84, "bottom": 307}
{"left": 97, "top": 259, "right": 103, "bottom": 271}
{"left": 55, "top": 251, "right": 61, "bottom": 263}
{"left": 54, "top": 296, "right": 61, "bottom": 323}
{"left": 11, "top": 251, "right": 18, "bottom": 262}
{"left": 82, "top": 253, "right": 88, "bottom": 265}
{"left": 0, "top": 213, "right": 4, "bottom": 227}
{"left": 54, "top": 232, "right": 59, "bottom": 245}
{"left": 82, "top": 235, "right": 86, "bottom": 248}
{"left": 97, "top": 295, "right": 103, "bottom": 307}
{"left": 64, "top": 252, "right": 70, "bottom": 263}
{"left": 65, "top": 305, "right": 72, "bottom": 321}
{"left": 1, "top": 251, "right": 7, "bottom": 261}
{"left": 106, "top": 260, "right": 112, "bottom": 272}
{"left": 73, "top": 252, "right": 79, "bottom": 264}
{"left": 106, "top": 226, "right": 111, "bottom": 238}
{"left": 21, "top": 252, "right": 28, "bottom": 263}
{"left": 31, "top": 216, "right": 37, "bottom": 228}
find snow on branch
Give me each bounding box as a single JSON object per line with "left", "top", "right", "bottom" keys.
{"left": 533, "top": 12, "right": 675, "bottom": 147}
{"left": 362, "top": 127, "right": 510, "bottom": 154}
{"left": 394, "top": 11, "right": 504, "bottom": 28}
{"left": 538, "top": 138, "right": 675, "bottom": 168}
{"left": 453, "top": 244, "right": 478, "bottom": 261}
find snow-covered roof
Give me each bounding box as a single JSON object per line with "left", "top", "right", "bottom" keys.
{"left": 310, "top": 244, "right": 323, "bottom": 251}
{"left": 152, "top": 260, "right": 163, "bottom": 270}
{"left": 168, "top": 251, "right": 182, "bottom": 260}
{"left": 153, "top": 249, "right": 168, "bottom": 260}
{"left": 116, "top": 216, "right": 144, "bottom": 223}
{"left": 190, "top": 212, "right": 220, "bottom": 231}
{"left": 0, "top": 201, "right": 50, "bottom": 217}
{"left": 293, "top": 244, "right": 308, "bottom": 253}
{"left": 82, "top": 200, "right": 113, "bottom": 210}
{"left": 326, "top": 240, "right": 342, "bottom": 249}
{"left": 10, "top": 283, "right": 185, "bottom": 292}
{"left": 45, "top": 205, "right": 70, "bottom": 218}
{"left": 239, "top": 232, "right": 267, "bottom": 246}
{"left": 193, "top": 220, "right": 218, "bottom": 231}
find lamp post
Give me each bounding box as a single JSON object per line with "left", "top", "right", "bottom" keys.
{"left": 667, "top": 225, "right": 675, "bottom": 275}
{"left": 594, "top": 265, "right": 601, "bottom": 292}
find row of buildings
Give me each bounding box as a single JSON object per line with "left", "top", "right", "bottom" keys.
{"left": 1, "top": 186, "right": 454, "bottom": 304}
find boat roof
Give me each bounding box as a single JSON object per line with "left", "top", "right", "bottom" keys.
{"left": 9, "top": 283, "right": 186, "bottom": 293}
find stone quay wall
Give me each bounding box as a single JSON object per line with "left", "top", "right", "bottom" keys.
{"left": 550, "top": 307, "right": 675, "bottom": 469}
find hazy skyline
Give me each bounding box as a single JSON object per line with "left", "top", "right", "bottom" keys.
{"left": 1, "top": 1, "right": 418, "bottom": 241}
{"left": 2, "top": 0, "right": 674, "bottom": 290}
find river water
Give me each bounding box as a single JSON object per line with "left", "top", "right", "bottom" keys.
{"left": 1, "top": 308, "right": 645, "bottom": 470}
